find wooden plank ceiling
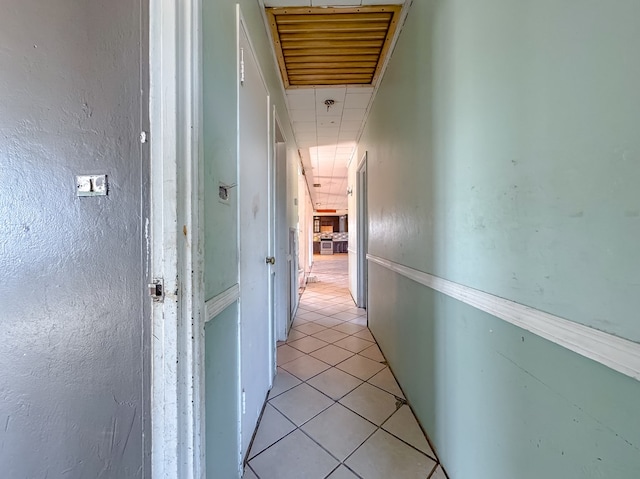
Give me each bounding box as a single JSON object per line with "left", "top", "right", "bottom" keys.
{"left": 266, "top": 5, "right": 402, "bottom": 88}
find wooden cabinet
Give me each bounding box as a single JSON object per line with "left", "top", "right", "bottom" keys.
{"left": 313, "top": 215, "right": 348, "bottom": 233}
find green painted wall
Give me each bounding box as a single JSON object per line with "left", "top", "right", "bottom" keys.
{"left": 203, "top": 0, "right": 238, "bottom": 301}
{"left": 203, "top": 0, "right": 298, "bottom": 301}
{"left": 205, "top": 306, "right": 240, "bottom": 478}
{"left": 365, "top": 0, "right": 640, "bottom": 340}
{"left": 202, "top": 0, "right": 298, "bottom": 475}
{"left": 361, "top": 1, "right": 640, "bottom": 477}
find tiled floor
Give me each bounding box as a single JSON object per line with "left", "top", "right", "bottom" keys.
{"left": 244, "top": 255, "right": 447, "bottom": 479}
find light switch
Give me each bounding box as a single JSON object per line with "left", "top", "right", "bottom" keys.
{"left": 76, "top": 175, "right": 108, "bottom": 196}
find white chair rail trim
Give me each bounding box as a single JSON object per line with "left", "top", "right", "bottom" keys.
{"left": 205, "top": 283, "right": 240, "bottom": 323}
{"left": 367, "top": 254, "right": 640, "bottom": 381}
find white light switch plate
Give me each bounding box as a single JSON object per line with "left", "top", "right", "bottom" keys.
{"left": 76, "top": 175, "right": 108, "bottom": 196}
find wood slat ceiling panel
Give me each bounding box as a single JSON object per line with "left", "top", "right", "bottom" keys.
{"left": 284, "top": 47, "right": 381, "bottom": 56}
{"left": 279, "top": 32, "right": 387, "bottom": 41}
{"left": 281, "top": 40, "right": 385, "bottom": 50}
{"left": 266, "top": 5, "right": 402, "bottom": 88}
{"left": 284, "top": 55, "right": 380, "bottom": 63}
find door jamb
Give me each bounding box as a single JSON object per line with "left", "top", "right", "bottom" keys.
{"left": 273, "top": 110, "right": 289, "bottom": 343}
{"left": 149, "top": 0, "right": 204, "bottom": 477}
{"left": 356, "top": 152, "right": 368, "bottom": 310}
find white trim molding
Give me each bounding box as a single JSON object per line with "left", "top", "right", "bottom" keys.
{"left": 205, "top": 284, "right": 240, "bottom": 323}
{"left": 367, "top": 254, "right": 640, "bottom": 382}
{"left": 150, "top": 0, "right": 203, "bottom": 478}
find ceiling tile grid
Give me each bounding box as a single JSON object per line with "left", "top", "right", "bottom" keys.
{"left": 286, "top": 83, "right": 373, "bottom": 210}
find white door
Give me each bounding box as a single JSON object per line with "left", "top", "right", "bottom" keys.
{"left": 238, "top": 22, "right": 274, "bottom": 458}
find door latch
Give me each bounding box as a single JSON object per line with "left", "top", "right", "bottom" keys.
{"left": 148, "top": 279, "right": 164, "bottom": 302}
{"left": 265, "top": 256, "right": 275, "bottom": 265}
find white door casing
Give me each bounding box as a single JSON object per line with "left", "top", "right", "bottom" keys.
{"left": 275, "top": 139, "right": 289, "bottom": 341}
{"left": 357, "top": 152, "right": 368, "bottom": 310}
{"left": 149, "top": 0, "right": 204, "bottom": 478}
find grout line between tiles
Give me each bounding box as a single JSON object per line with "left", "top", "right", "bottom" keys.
{"left": 252, "top": 257, "right": 444, "bottom": 478}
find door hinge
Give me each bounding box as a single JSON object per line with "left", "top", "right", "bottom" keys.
{"left": 240, "top": 47, "right": 245, "bottom": 86}
{"left": 148, "top": 279, "right": 164, "bottom": 302}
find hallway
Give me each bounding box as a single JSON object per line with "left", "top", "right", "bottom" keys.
{"left": 243, "top": 255, "right": 446, "bottom": 479}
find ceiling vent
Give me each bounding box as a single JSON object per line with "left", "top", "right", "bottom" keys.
{"left": 313, "top": 183, "right": 322, "bottom": 187}
{"left": 266, "top": 5, "right": 402, "bottom": 88}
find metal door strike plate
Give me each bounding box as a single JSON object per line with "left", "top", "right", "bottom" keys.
{"left": 76, "top": 175, "right": 108, "bottom": 196}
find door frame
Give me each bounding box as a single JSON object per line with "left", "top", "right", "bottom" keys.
{"left": 149, "top": 0, "right": 204, "bottom": 478}
{"left": 289, "top": 226, "right": 299, "bottom": 328}
{"left": 273, "top": 112, "right": 290, "bottom": 342}
{"left": 356, "top": 152, "right": 368, "bottom": 310}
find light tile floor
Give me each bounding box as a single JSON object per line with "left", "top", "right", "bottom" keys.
{"left": 244, "top": 255, "right": 448, "bottom": 479}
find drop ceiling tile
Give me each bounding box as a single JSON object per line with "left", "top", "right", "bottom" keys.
{"left": 317, "top": 136, "right": 339, "bottom": 145}
{"left": 334, "top": 182, "right": 348, "bottom": 194}
{"left": 294, "top": 122, "right": 317, "bottom": 134}
{"left": 334, "top": 180, "right": 351, "bottom": 190}
{"left": 344, "top": 93, "right": 372, "bottom": 109}
{"left": 342, "top": 109, "right": 367, "bottom": 121}
{"left": 316, "top": 88, "right": 347, "bottom": 102}
{"left": 347, "top": 85, "right": 374, "bottom": 95}
{"left": 336, "top": 146, "right": 354, "bottom": 154}
{"left": 317, "top": 107, "right": 344, "bottom": 118}
{"left": 317, "top": 117, "right": 342, "bottom": 127}
{"left": 287, "top": 96, "right": 316, "bottom": 112}
{"left": 317, "top": 128, "right": 340, "bottom": 137}
{"left": 339, "top": 131, "right": 359, "bottom": 141}
{"left": 296, "top": 131, "right": 316, "bottom": 138}
{"left": 316, "top": 144, "right": 336, "bottom": 152}
{"left": 290, "top": 109, "right": 316, "bottom": 122}
{"left": 340, "top": 120, "right": 363, "bottom": 132}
